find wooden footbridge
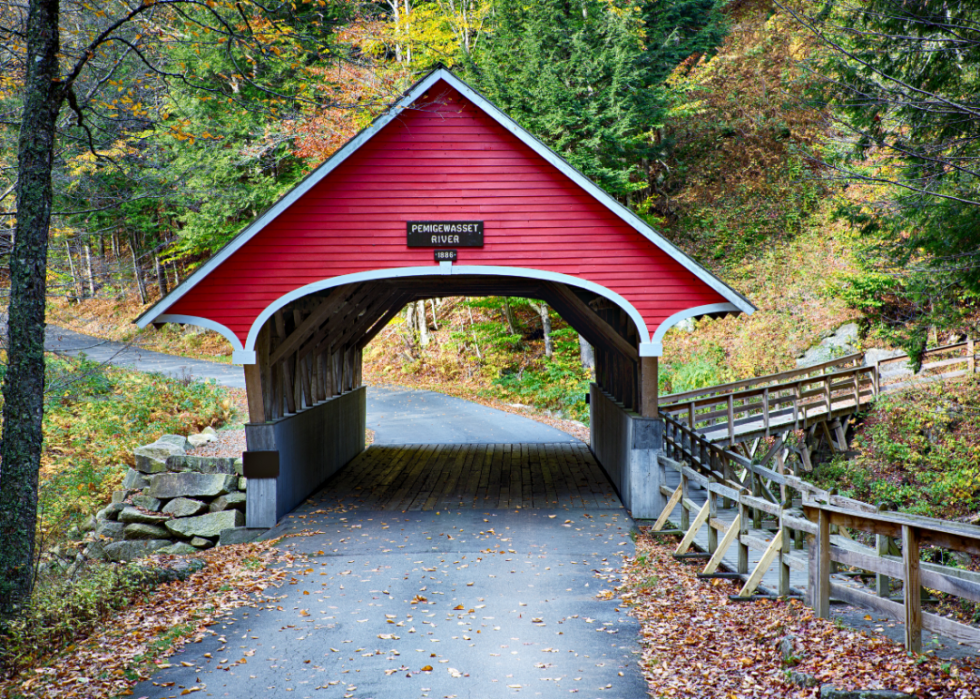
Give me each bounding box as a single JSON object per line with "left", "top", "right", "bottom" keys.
{"left": 649, "top": 340, "right": 980, "bottom": 653}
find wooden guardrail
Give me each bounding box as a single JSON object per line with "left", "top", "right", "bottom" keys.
{"left": 658, "top": 339, "right": 979, "bottom": 449}
{"left": 652, "top": 338, "right": 980, "bottom": 653}
{"left": 804, "top": 502, "right": 980, "bottom": 653}
{"left": 653, "top": 447, "right": 980, "bottom": 652}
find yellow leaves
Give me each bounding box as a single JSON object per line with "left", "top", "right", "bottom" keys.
{"left": 420, "top": 665, "right": 433, "bottom": 672}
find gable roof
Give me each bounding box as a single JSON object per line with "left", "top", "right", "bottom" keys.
{"left": 137, "top": 68, "right": 753, "bottom": 329}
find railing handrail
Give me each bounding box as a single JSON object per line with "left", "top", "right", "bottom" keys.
{"left": 662, "top": 364, "right": 875, "bottom": 417}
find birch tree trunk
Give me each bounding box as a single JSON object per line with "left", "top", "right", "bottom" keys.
{"left": 417, "top": 300, "right": 430, "bottom": 347}
{"left": 531, "top": 301, "right": 553, "bottom": 358}
{"left": 579, "top": 334, "right": 594, "bottom": 371}
{"left": 0, "top": 0, "right": 61, "bottom": 609}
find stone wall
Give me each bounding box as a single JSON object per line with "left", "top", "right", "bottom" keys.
{"left": 81, "top": 428, "right": 261, "bottom": 562}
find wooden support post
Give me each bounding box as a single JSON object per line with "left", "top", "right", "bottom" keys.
{"left": 816, "top": 508, "right": 831, "bottom": 619}
{"left": 902, "top": 525, "right": 922, "bottom": 653}
{"left": 727, "top": 394, "right": 735, "bottom": 446}
{"left": 969, "top": 336, "right": 976, "bottom": 374}
{"left": 738, "top": 529, "right": 783, "bottom": 598}
{"left": 778, "top": 511, "right": 790, "bottom": 596}
{"left": 639, "top": 356, "right": 659, "bottom": 418}
{"left": 763, "top": 388, "right": 770, "bottom": 438}
{"left": 737, "top": 498, "right": 749, "bottom": 574}
{"left": 751, "top": 471, "right": 762, "bottom": 529}
{"left": 675, "top": 500, "right": 711, "bottom": 555}
{"left": 707, "top": 482, "right": 719, "bottom": 553}
{"left": 702, "top": 514, "right": 740, "bottom": 575}
{"left": 680, "top": 473, "right": 690, "bottom": 532}
{"left": 688, "top": 403, "right": 695, "bottom": 431}
{"left": 876, "top": 533, "right": 891, "bottom": 598}
{"left": 243, "top": 364, "right": 266, "bottom": 424}
{"left": 651, "top": 485, "right": 682, "bottom": 532}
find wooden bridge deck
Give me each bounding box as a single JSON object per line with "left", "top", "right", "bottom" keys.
{"left": 321, "top": 443, "right": 622, "bottom": 511}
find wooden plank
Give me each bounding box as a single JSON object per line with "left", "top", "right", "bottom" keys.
{"left": 703, "top": 514, "right": 741, "bottom": 575}
{"left": 737, "top": 529, "right": 784, "bottom": 597}
{"left": 903, "top": 525, "right": 922, "bottom": 653}
{"left": 816, "top": 509, "right": 831, "bottom": 618}
{"left": 651, "top": 486, "right": 682, "bottom": 532}
{"left": 542, "top": 282, "right": 638, "bottom": 362}
{"left": 829, "top": 582, "right": 980, "bottom": 648}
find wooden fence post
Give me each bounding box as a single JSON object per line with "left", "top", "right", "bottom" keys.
{"left": 707, "top": 478, "right": 718, "bottom": 554}
{"left": 969, "top": 336, "right": 976, "bottom": 374}
{"left": 680, "top": 472, "right": 690, "bottom": 532}
{"left": 816, "top": 508, "right": 831, "bottom": 619}
{"left": 737, "top": 497, "right": 749, "bottom": 574}
{"left": 778, "top": 507, "right": 790, "bottom": 596}
{"left": 902, "top": 525, "right": 922, "bottom": 653}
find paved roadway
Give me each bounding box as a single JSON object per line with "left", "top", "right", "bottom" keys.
{"left": 130, "top": 505, "right": 644, "bottom": 699}
{"left": 42, "top": 326, "right": 577, "bottom": 445}
{"left": 47, "top": 326, "right": 647, "bottom": 698}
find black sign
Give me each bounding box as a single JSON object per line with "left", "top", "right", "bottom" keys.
{"left": 434, "top": 249, "right": 457, "bottom": 262}
{"left": 408, "top": 221, "right": 484, "bottom": 247}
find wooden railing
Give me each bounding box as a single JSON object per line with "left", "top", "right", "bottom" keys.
{"left": 803, "top": 503, "right": 980, "bottom": 653}
{"left": 653, "top": 451, "right": 980, "bottom": 652}
{"left": 660, "top": 364, "right": 876, "bottom": 445}
{"left": 659, "top": 339, "right": 979, "bottom": 447}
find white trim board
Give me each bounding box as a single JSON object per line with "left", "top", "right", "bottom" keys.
{"left": 643, "top": 303, "right": 742, "bottom": 356}
{"left": 136, "top": 67, "right": 755, "bottom": 332}
{"left": 241, "top": 265, "right": 653, "bottom": 359}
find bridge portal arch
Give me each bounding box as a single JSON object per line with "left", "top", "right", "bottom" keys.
{"left": 135, "top": 68, "right": 753, "bottom": 526}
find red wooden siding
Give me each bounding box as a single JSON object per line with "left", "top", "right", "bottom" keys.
{"left": 167, "top": 80, "right": 729, "bottom": 343}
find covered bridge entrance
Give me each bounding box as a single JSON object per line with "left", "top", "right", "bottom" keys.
{"left": 136, "top": 69, "right": 754, "bottom": 527}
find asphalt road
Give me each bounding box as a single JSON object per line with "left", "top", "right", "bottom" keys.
{"left": 43, "top": 326, "right": 577, "bottom": 446}
{"left": 129, "top": 503, "right": 644, "bottom": 699}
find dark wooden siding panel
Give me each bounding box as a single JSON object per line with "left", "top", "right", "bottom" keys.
{"left": 167, "top": 81, "right": 729, "bottom": 342}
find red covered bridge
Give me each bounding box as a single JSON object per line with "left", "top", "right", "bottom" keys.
{"left": 137, "top": 68, "right": 754, "bottom": 526}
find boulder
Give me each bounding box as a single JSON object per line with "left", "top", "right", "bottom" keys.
{"left": 796, "top": 322, "right": 862, "bottom": 369}
{"left": 112, "top": 489, "right": 137, "bottom": 504}
{"left": 238, "top": 476, "right": 247, "bottom": 491}
{"left": 190, "top": 537, "right": 215, "bottom": 549}
{"left": 165, "top": 455, "right": 237, "bottom": 475}
{"left": 158, "top": 542, "right": 200, "bottom": 555}
{"left": 166, "top": 510, "right": 244, "bottom": 539}
{"left": 123, "top": 523, "right": 170, "bottom": 540}
{"left": 80, "top": 515, "right": 97, "bottom": 533}
{"left": 118, "top": 506, "right": 169, "bottom": 525}
{"left": 146, "top": 472, "right": 237, "bottom": 500}
{"left": 162, "top": 497, "right": 208, "bottom": 518}
{"left": 210, "top": 492, "right": 246, "bottom": 513}
{"left": 95, "top": 520, "right": 124, "bottom": 539}
{"left": 187, "top": 433, "right": 211, "bottom": 448}
{"left": 105, "top": 539, "right": 170, "bottom": 562}
{"left": 131, "top": 495, "right": 162, "bottom": 512}
{"left": 201, "top": 426, "right": 218, "bottom": 437}
{"left": 218, "top": 528, "right": 265, "bottom": 546}
{"left": 134, "top": 437, "right": 187, "bottom": 474}
{"left": 122, "top": 468, "right": 150, "bottom": 490}
{"left": 234, "top": 458, "right": 244, "bottom": 476}
{"left": 96, "top": 503, "right": 126, "bottom": 521}
{"left": 83, "top": 541, "right": 107, "bottom": 561}
{"left": 157, "top": 434, "right": 190, "bottom": 451}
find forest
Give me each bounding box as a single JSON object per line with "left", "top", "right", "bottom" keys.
{"left": 1, "top": 0, "right": 980, "bottom": 696}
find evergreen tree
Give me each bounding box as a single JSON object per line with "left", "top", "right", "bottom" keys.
{"left": 785, "top": 0, "right": 980, "bottom": 357}
{"left": 465, "top": 0, "right": 655, "bottom": 196}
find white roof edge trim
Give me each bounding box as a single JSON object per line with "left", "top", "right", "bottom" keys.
{"left": 155, "top": 314, "right": 244, "bottom": 351}
{"left": 650, "top": 303, "right": 742, "bottom": 346}
{"left": 433, "top": 71, "right": 756, "bottom": 316}
{"left": 135, "top": 69, "right": 450, "bottom": 328}
{"left": 137, "top": 67, "right": 755, "bottom": 327}
{"left": 243, "top": 265, "right": 654, "bottom": 352}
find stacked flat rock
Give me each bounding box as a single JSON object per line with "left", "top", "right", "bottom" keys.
{"left": 85, "top": 430, "right": 263, "bottom": 561}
